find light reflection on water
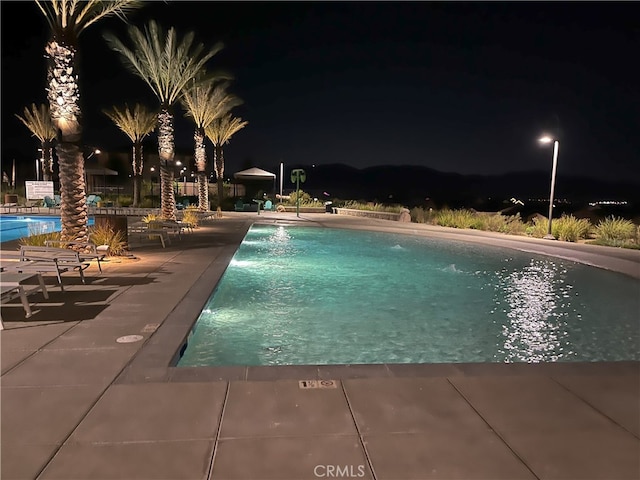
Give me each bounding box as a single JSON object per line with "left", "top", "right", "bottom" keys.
{"left": 495, "top": 259, "right": 573, "bottom": 362}
{"left": 178, "top": 225, "right": 640, "bottom": 367}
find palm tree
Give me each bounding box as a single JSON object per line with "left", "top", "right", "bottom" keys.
{"left": 103, "top": 103, "right": 157, "bottom": 207}
{"left": 36, "top": 0, "right": 142, "bottom": 242}
{"left": 181, "top": 78, "right": 242, "bottom": 211}
{"left": 205, "top": 114, "right": 248, "bottom": 203}
{"left": 15, "top": 103, "right": 57, "bottom": 182}
{"left": 104, "top": 20, "right": 222, "bottom": 220}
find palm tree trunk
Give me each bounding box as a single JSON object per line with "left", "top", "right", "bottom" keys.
{"left": 57, "top": 142, "right": 89, "bottom": 242}
{"left": 193, "top": 128, "right": 208, "bottom": 211}
{"left": 42, "top": 142, "right": 54, "bottom": 182}
{"left": 157, "top": 107, "right": 177, "bottom": 220}
{"left": 46, "top": 39, "right": 88, "bottom": 242}
{"left": 160, "top": 165, "right": 175, "bottom": 219}
{"left": 132, "top": 143, "right": 143, "bottom": 207}
{"left": 214, "top": 145, "right": 225, "bottom": 203}
{"left": 197, "top": 172, "right": 208, "bottom": 211}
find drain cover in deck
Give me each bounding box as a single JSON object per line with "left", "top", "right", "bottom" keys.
{"left": 298, "top": 380, "right": 337, "bottom": 389}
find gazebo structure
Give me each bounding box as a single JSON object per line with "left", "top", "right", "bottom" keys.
{"left": 85, "top": 166, "right": 118, "bottom": 195}
{"left": 232, "top": 167, "right": 276, "bottom": 200}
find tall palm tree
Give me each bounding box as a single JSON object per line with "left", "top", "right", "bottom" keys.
{"left": 103, "top": 103, "right": 157, "bottom": 207}
{"left": 181, "top": 78, "right": 242, "bottom": 211}
{"left": 36, "top": 0, "right": 142, "bottom": 242}
{"left": 205, "top": 114, "right": 248, "bottom": 203}
{"left": 104, "top": 20, "right": 222, "bottom": 220}
{"left": 15, "top": 103, "right": 57, "bottom": 182}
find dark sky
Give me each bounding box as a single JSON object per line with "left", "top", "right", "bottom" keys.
{"left": 2, "top": 1, "right": 639, "bottom": 184}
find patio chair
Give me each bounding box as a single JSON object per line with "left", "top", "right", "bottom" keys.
{"left": 87, "top": 195, "right": 101, "bottom": 207}
{"left": 43, "top": 196, "right": 58, "bottom": 212}
{"left": 235, "top": 199, "right": 245, "bottom": 211}
{"left": 264, "top": 200, "right": 274, "bottom": 211}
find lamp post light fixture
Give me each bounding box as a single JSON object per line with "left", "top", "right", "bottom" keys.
{"left": 149, "top": 166, "right": 157, "bottom": 207}
{"left": 86, "top": 148, "right": 101, "bottom": 160}
{"left": 539, "top": 135, "right": 559, "bottom": 240}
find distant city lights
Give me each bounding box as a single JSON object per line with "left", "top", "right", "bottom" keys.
{"left": 589, "top": 200, "right": 628, "bottom": 206}
{"left": 527, "top": 198, "right": 571, "bottom": 204}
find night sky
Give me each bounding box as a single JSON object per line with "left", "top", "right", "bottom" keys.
{"left": 2, "top": 1, "right": 639, "bottom": 185}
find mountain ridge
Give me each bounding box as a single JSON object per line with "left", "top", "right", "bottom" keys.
{"left": 277, "top": 163, "right": 639, "bottom": 207}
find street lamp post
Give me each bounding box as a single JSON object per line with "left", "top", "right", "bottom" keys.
{"left": 84, "top": 148, "right": 101, "bottom": 194}
{"left": 290, "top": 168, "right": 306, "bottom": 218}
{"left": 539, "top": 136, "right": 559, "bottom": 240}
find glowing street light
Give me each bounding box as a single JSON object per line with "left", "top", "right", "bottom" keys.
{"left": 86, "top": 148, "right": 101, "bottom": 160}
{"left": 538, "top": 135, "right": 559, "bottom": 240}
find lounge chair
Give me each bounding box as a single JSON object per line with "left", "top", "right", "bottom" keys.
{"left": 0, "top": 272, "right": 49, "bottom": 329}
{"left": 44, "top": 240, "right": 107, "bottom": 273}
{"left": 3, "top": 246, "right": 91, "bottom": 291}
{"left": 86, "top": 195, "right": 101, "bottom": 207}
{"left": 127, "top": 222, "right": 171, "bottom": 248}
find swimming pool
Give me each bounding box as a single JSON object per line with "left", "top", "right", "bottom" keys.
{"left": 177, "top": 224, "right": 640, "bottom": 367}
{"left": 0, "top": 215, "right": 95, "bottom": 242}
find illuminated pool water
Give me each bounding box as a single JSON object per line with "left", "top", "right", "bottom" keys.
{"left": 177, "top": 225, "right": 640, "bottom": 367}
{"left": 0, "top": 215, "right": 95, "bottom": 243}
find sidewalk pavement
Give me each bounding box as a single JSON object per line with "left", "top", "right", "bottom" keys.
{"left": 1, "top": 212, "right": 639, "bottom": 480}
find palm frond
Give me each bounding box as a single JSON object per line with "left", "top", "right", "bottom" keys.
{"left": 205, "top": 114, "right": 248, "bottom": 146}
{"left": 36, "top": 0, "right": 142, "bottom": 38}
{"left": 181, "top": 77, "right": 243, "bottom": 129}
{"left": 15, "top": 103, "right": 57, "bottom": 142}
{"left": 103, "top": 103, "right": 157, "bottom": 142}
{"left": 104, "top": 20, "right": 223, "bottom": 106}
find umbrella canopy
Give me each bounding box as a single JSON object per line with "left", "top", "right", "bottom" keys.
{"left": 233, "top": 167, "right": 276, "bottom": 180}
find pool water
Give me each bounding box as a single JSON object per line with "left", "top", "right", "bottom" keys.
{"left": 0, "top": 215, "right": 94, "bottom": 243}
{"left": 177, "top": 225, "right": 640, "bottom": 367}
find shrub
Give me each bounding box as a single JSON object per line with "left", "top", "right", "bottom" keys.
{"left": 594, "top": 216, "right": 636, "bottom": 246}
{"left": 118, "top": 195, "right": 133, "bottom": 207}
{"left": 410, "top": 206, "right": 436, "bottom": 224}
{"left": 527, "top": 216, "right": 550, "bottom": 238}
{"left": 435, "top": 209, "right": 476, "bottom": 229}
{"left": 139, "top": 197, "right": 155, "bottom": 208}
{"left": 89, "top": 223, "right": 127, "bottom": 256}
{"left": 19, "top": 231, "right": 61, "bottom": 247}
{"left": 142, "top": 213, "right": 160, "bottom": 223}
{"left": 480, "top": 213, "right": 527, "bottom": 235}
{"left": 526, "top": 214, "right": 591, "bottom": 241}
{"left": 288, "top": 189, "right": 312, "bottom": 206}
{"left": 501, "top": 214, "right": 528, "bottom": 235}
{"left": 343, "top": 201, "right": 404, "bottom": 213}
{"left": 182, "top": 206, "right": 200, "bottom": 227}
{"left": 554, "top": 214, "right": 592, "bottom": 242}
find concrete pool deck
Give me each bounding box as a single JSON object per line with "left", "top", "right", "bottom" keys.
{"left": 1, "top": 211, "right": 639, "bottom": 479}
